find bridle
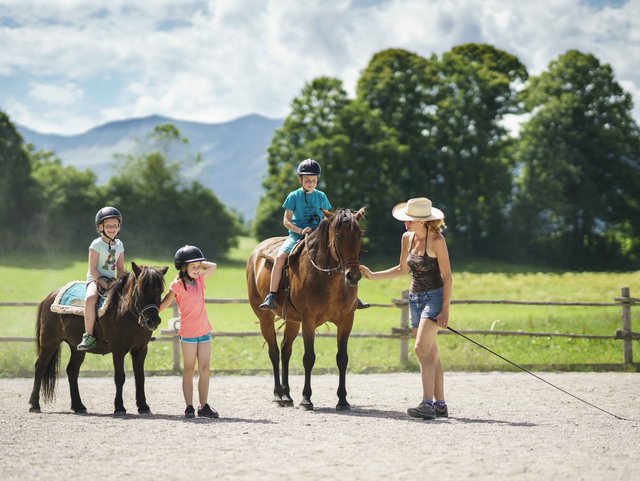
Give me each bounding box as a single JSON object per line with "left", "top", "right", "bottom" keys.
{"left": 130, "top": 276, "right": 160, "bottom": 328}
{"left": 304, "top": 226, "right": 360, "bottom": 274}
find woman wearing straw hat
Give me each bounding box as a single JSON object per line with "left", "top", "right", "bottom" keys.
{"left": 360, "top": 197, "right": 451, "bottom": 420}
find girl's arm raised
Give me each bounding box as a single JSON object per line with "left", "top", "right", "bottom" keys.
{"left": 200, "top": 261, "right": 217, "bottom": 280}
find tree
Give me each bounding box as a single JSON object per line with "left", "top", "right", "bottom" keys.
{"left": 0, "top": 111, "right": 37, "bottom": 248}
{"left": 254, "top": 77, "right": 351, "bottom": 240}
{"left": 512, "top": 50, "right": 640, "bottom": 267}
{"left": 106, "top": 125, "right": 241, "bottom": 258}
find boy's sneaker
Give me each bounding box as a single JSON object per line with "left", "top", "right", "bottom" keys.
{"left": 434, "top": 403, "right": 449, "bottom": 418}
{"left": 407, "top": 401, "right": 436, "bottom": 420}
{"left": 185, "top": 405, "right": 195, "bottom": 418}
{"left": 258, "top": 293, "right": 277, "bottom": 310}
{"left": 197, "top": 403, "right": 219, "bottom": 418}
{"left": 77, "top": 333, "right": 96, "bottom": 351}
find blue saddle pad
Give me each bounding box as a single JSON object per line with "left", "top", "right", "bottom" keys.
{"left": 50, "top": 281, "right": 107, "bottom": 316}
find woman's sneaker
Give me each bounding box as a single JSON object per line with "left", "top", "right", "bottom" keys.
{"left": 77, "top": 333, "right": 96, "bottom": 351}
{"left": 185, "top": 405, "right": 195, "bottom": 418}
{"left": 407, "top": 401, "right": 436, "bottom": 420}
{"left": 434, "top": 403, "right": 449, "bottom": 418}
{"left": 197, "top": 403, "right": 219, "bottom": 418}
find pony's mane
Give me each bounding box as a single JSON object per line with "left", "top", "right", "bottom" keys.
{"left": 117, "top": 266, "right": 166, "bottom": 317}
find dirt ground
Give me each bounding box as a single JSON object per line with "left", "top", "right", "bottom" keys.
{"left": 1, "top": 371, "right": 639, "bottom": 481}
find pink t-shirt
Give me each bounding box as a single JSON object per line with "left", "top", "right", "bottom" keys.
{"left": 170, "top": 276, "right": 212, "bottom": 338}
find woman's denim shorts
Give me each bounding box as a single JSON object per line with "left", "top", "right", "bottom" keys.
{"left": 179, "top": 333, "right": 212, "bottom": 344}
{"left": 408, "top": 287, "right": 443, "bottom": 329}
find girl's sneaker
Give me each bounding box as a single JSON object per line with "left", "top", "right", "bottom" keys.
{"left": 434, "top": 403, "right": 449, "bottom": 418}
{"left": 77, "top": 333, "right": 96, "bottom": 351}
{"left": 185, "top": 405, "right": 195, "bottom": 418}
{"left": 197, "top": 404, "right": 219, "bottom": 418}
{"left": 407, "top": 401, "right": 435, "bottom": 420}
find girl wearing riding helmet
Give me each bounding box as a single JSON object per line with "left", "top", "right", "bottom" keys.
{"left": 78, "top": 206, "right": 125, "bottom": 351}
{"left": 159, "top": 245, "right": 219, "bottom": 418}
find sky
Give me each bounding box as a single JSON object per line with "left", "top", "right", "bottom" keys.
{"left": 1, "top": 0, "right": 638, "bottom": 135}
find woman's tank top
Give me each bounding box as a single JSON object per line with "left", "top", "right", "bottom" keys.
{"left": 407, "top": 234, "right": 443, "bottom": 293}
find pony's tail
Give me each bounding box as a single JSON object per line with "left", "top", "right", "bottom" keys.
{"left": 35, "top": 301, "right": 60, "bottom": 402}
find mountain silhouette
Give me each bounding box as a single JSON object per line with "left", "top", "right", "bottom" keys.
{"left": 17, "top": 114, "right": 283, "bottom": 220}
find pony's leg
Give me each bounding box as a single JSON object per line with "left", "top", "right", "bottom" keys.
{"left": 335, "top": 319, "right": 354, "bottom": 411}
{"left": 299, "top": 321, "right": 317, "bottom": 411}
{"left": 259, "top": 316, "right": 283, "bottom": 404}
{"left": 279, "top": 321, "right": 300, "bottom": 407}
{"left": 112, "top": 350, "right": 127, "bottom": 415}
{"left": 130, "top": 346, "right": 151, "bottom": 414}
{"left": 29, "top": 343, "right": 60, "bottom": 413}
{"left": 66, "top": 347, "right": 87, "bottom": 413}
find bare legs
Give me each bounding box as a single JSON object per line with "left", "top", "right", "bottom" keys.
{"left": 269, "top": 251, "right": 288, "bottom": 292}
{"left": 181, "top": 341, "right": 211, "bottom": 407}
{"left": 413, "top": 319, "right": 444, "bottom": 401}
{"left": 83, "top": 282, "right": 99, "bottom": 336}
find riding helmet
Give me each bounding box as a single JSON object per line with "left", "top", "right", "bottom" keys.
{"left": 174, "top": 245, "right": 206, "bottom": 270}
{"left": 296, "top": 158, "right": 321, "bottom": 176}
{"left": 95, "top": 206, "right": 123, "bottom": 228}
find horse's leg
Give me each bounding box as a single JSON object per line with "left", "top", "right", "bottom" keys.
{"left": 279, "top": 321, "right": 300, "bottom": 407}
{"left": 335, "top": 318, "right": 354, "bottom": 411}
{"left": 299, "top": 320, "right": 316, "bottom": 411}
{"left": 259, "top": 317, "right": 284, "bottom": 404}
{"left": 112, "top": 350, "right": 127, "bottom": 415}
{"left": 130, "top": 346, "right": 151, "bottom": 414}
{"left": 66, "top": 346, "right": 87, "bottom": 413}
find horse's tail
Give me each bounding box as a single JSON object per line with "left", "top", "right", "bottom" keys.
{"left": 35, "top": 299, "right": 60, "bottom": 402}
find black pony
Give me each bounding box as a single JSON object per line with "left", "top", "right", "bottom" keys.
{"left": 29, "top": 262, "right": 168, "bottom": 415}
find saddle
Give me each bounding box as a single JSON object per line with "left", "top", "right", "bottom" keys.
{"left": 258, "top": 236, "right": 305, "bottom": 264}
{"left": 50, "top": 280, "right": 110, "bottom": 318}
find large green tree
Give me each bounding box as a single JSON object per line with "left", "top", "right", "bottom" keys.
{"left": 512, "top": 50, "right": 640, "bottom": 267}
{"left": 106, "top": 125, "right": 241, "bottom": 259}
{"left": 0, "top": 111, "right": 37, "bottom": 248}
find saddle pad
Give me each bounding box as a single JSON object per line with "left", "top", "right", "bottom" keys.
{"left": 50, "top": 281, "right": 109, "bottom": 317}
{"left": 258, "top": 237, "right": 287, "bottom": 262}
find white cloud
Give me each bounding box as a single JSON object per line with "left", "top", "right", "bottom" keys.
{"left": 1, "top": 0, "right": 639, "bottom": 134}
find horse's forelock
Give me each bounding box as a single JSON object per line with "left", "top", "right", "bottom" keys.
{"left": 117, "top": 266, "right": 165, "bottom": 317}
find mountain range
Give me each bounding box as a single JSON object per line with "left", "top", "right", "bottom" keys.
{"left": 17, "top": 114, "right": 283, "bottom": 221}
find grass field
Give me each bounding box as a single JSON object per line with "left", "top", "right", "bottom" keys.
{"left": 1, "top": 237, "right": 639, "bottom": 377}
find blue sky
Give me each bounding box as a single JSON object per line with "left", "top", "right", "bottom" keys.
{"left": 0, "top": 0, "right": 637, "bottom": 135}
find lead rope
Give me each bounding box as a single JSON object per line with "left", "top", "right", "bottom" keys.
{"left": 447, "top": 325, "right": 637, "bottom": 421}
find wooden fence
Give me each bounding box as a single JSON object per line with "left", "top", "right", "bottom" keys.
{"left": 1, "top": 287, "right": 638, "bottom": 374}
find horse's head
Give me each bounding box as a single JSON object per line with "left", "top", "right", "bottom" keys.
{"left": 119, "top": 262, "right": 169, "bottom": 331}
{"left": 319, "top": 207, "right": 365, "bottom": 287}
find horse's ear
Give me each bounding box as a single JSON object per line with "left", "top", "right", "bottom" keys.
{"left": 159, "top": 266, "right": 169, "bottom": 276}
{"left": 131, "top": 262, "right": 141, "bottom": 276}
{"left": 321, "top": 208, "right": 333, "bottom": 219}
{"left": 354, "top": 207, "right": 366, "bottom": 222}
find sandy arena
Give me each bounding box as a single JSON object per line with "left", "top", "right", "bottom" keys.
{"left": 1, "top": 372, "right": 638, "bottom": 480}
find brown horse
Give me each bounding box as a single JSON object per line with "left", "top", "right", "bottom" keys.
{"left": 29, "top": 262, "right": 168, "bottom": 415}
{"left": 247, "top": 207, "right": 365, "bottom": 411}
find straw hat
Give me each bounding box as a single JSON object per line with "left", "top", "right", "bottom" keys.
{"left": 391, "top": 197, "right": 444, "bottom": 221}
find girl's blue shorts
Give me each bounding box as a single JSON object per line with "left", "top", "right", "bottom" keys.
{"left": 408, "top": 287, "right": 443, "bottom": 329}
{"left": 179, "top": 333, "right": 212, "bottom": 344}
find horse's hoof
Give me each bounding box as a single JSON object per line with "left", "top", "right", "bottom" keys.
{"left": 114, "top": 409, "right": 127, "bottom": 417}
{"left": 298, "top": 401, "right": 314, "bottom": 411}
{"left": 336, "top": 403, "right": 351, "bottom": 412}
{"left": 73, "top": 408, "right": 87, "bottom": 414}
{"left": 280, "top": 398, "right": 294, "bottom": 407}
{"left": 29, "top": 406, "right": 41, "bottom": 413}
{"left": 138, "top": 409, "right": 152, "bottom": 415}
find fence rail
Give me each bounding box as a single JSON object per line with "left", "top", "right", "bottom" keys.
{"left": 1, "top": 287, "right": 637, "bottom": 373}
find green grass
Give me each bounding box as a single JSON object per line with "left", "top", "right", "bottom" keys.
{"left": 1, "top": 236, "right": 639, "bottom": 377}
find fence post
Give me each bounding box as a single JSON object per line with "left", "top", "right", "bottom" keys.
{"left": 620, "top": 287, "right": 633, "bottom": 366}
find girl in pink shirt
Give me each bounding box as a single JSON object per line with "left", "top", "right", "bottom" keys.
{"left": 159, "top": 245, "right": 218, "bottom": 418}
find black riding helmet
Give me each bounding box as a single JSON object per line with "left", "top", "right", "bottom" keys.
{"left": 296, "top": 158, "right": 321, "bottom": 176}
{"left": 174, "top": 245, "right": 206, "bottom": 270}
{"left": 95, "top": 206, "right": 122, "bottom": 228}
